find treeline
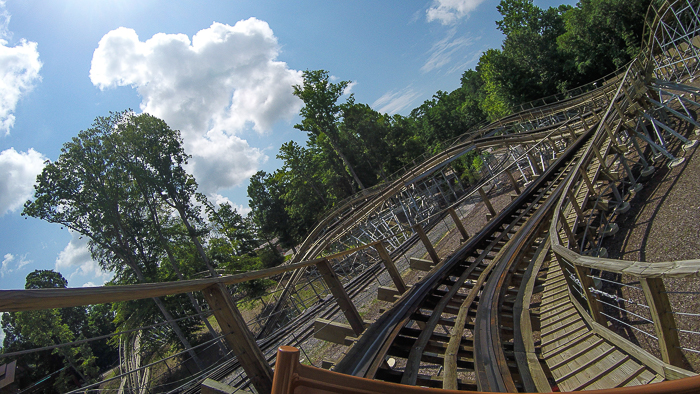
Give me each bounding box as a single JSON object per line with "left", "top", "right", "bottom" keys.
{"left": 248, "top": 0, "right": 651, "bottom": 249}
{"left": 0, "top": 0, "right": 651, "bottom": 391}
{"left": 3, "top": 112, "right": 285, "bottom": 392}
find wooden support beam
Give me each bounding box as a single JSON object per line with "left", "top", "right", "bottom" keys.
{"left": 409, "top": 257, "right": 435, "bottom": 272}
{"left": 566, "top": 190, "right": 586, "bottom": 221}
{"left": 478, "top": 186, "right": 497, "bottom": 217}
{"left": 377, "top": 286, "right": 411, "bottom": 302}
{"left": 573, "top": 265, "right": 606, "bottom": 325}
{"left": 316, "top": 259, "right": 364, "bottom": 336}
{"left": 202, "top": 378, "right": 236, "bottom": 394}
{"left": 578, "top": 167, "right": 597, "bottom": 197}
{"left": 641, "top": 278, "right": 685, "bottom": 368}
{"left": 505, "top": 169, "right": 521, "bottom": 195}
{"left": 525, "top": 149, "right": 542, "bottom": 175}
{"left": 412, "top": 224, "right": 440, "bottom": 264}
{"left": 202, "top": 283, "right": 273, "bottom": 394}
{"left": 447, "top": 207, "right": 469, "bottom": 242}
{"left": 375, "top": 242, "right": 406, "bottom": 293}
{"left": 314, "top": 318, "right": 361, "bottom": 345}
{"left": 558, "top": 211, "right": 578, "bottom": 250}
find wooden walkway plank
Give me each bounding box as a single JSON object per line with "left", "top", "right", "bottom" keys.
{"left": 540, "top": 257, "right": 664, "bottom": 392}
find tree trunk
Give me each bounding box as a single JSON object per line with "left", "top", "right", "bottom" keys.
{"left": 124, "top": 257, "right": 205, "bottom": 371}
{"left": 175, "top": 204, "right": 219, "bottom": 277}
{"left": 142, "top": 193, "right": 228, "bottom": 356}
{"left": 327, "top": 135, "right": 365, "bottom": 190}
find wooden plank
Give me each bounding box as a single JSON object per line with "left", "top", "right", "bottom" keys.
{"left": 448, "top": 207, "right": 470, "bottom": 242}
{"left": 409, "top": 257, "right": 435, "bottom": 272}
{"left": 541, "top": 314, "right": 584, "bottom": 336}
{"left": 574, "top": 264, "right": 606, "bottom": 325}
{"left": 202, "top": 283, "right": 273, "bottom": 394}
{"left": 0, "top": 257, "right": 327, "bottom": 312}
{"left": 377, "top": 286, "right": 406, "bottom": 303}
{"left": 556, "top": 346, "right": 616, "bottom": 382}
{"left": 642, "top": 278, "right": 684, "bottom": 367}
{"left": 512, "top": 239, "right": 551, "bottom": 392}
{"left": 478, "top": 186, "right": 497, "bottom": 217}
{"left": 0, "top": 360, "right": 16, "bottom": 390}
{"left": 568, "top": 290, "right": 696, "bottom": 380}
{"left": 314, "top": 319, "right": 360, "bottom": 345}
{"left": 540, "top": 308, "right": 579, "bottom": 329}
{"left": 376, "top": 242, "right": 407, "bottom": 293}
{"left": 570, "top": 352, "right": 630, "bottom": 391}
{"left": 201, "top": 378, "right": 236, "bottom": 394}
{"left": 548, "top": 337, "right": 605, "bottom": 370}
{"left": 413, "top": 224, "right": 440, "bottom": 264}
{"left": 541, "top": 304, "right": 576, "bottom": 321}
{"left": 316, "top": 259, "right": 364, "bottom": 336}
{"left": 505, "top": 169, "right": 521, "bottom": 195}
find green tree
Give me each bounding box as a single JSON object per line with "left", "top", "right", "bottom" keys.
{"left": 293, "top": 70, "right": 366, "bottom": 191}
{"left": 1, "top": 270, "right": 98, "bottom": 393}
{"left": 23, "top": 112, "right": 205, "bottom": 370}
{"left": 248, "top": 171, "right": 300, "bottom": 252}
{"left": 558, "top": 0, "right": 651, "bottom": 85}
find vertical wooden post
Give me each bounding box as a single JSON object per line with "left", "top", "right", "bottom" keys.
{"left": 271, "top": 346, "right": 299, "bottom": 394}
{"left": 525, "top": 150, "right": 542, "bottom": 175}
{"left": 316, "top": 259, "right": 365, "bottom": 336}
{"left": 558, "top": 211, "right": 578, "bottom": 250}
{"left": 641, "top": 278, "right": 685, "bottom": 367}
{"left": 505, "top": 169, "right": 521, "bottom": 195}
{"left": 592, "top": 145, "right": 610, "bottom": 174}
{"left": 566, "top": 190, "right": 585, "bottom": 221}
{"left": 375, "top": 242, "right": 407, "bottom": 293}
{"left": 413, "top": 223, "right": 440, "bottom": 264}
{"left": 448, "top": 207, "right": 470, "bottom": 242}
{"left": 202, "top": 283, "right": 273, "bottom": 394}
{"left": 478, "top": 186, "right": 497, "bottom": 217}
{"left": 573, "top": 266, "right": 606, "bottom": 325}
{"left": 578, "top": 167, "right": 597, "bottom": 197}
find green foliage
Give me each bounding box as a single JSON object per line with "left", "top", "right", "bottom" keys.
{"left": 258, "top": 246, "right": 285, "bottom": 269}
{"left": 2, "top": 270, "right": 105, "bottom": 393}
{"left": 558, "top": 0, "right": 651, "bottom": 85}
{"left": 250, "top": 0, "right": 650, "bottom": 248}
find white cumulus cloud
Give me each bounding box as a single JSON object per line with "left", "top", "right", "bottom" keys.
{"left": 90, "top": 18, "right": 303, "bottom": 195}
{"left": 0, "top": 2, "right": 42, "bottom": 135}
{"left": 426, "top": 0, "right": 487, "bottom": 24}
{"left": 0, "top": 147, "right": 46, "bottom": 215}
{"left": 56, "top": 231, "right": 113, "bottom": 286}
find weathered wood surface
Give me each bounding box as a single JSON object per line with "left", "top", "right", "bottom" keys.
{"left": 552, "top": 244, "right": 700, "bottom": 278}
{"left": 0, "top": 242, "right": 390, "bottom": 312}
{"left": 540, "top": 257, "right": 665, "bottom": 391}
{"left": 202, "top": 283, "right": 273, "bottom": 394}
{"left": 317, "top": 259, "right": 365, "bottom": 336}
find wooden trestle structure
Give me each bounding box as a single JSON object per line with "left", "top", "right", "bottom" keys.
{"left": 2, "top": 0, "right": 700, "bottom": 393}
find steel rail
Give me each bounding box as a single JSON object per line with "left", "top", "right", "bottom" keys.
{"left": 333, "top": 122, "right": 597, "bottom": 387}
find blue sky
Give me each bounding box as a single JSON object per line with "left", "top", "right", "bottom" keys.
{"left": 0, "top": 0, "right": 574, "bottom": 292}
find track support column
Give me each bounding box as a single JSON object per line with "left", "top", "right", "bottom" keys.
{"left": 478, "top": 186, "right": 497, "bottom": 218}
{"left": 202, "top": 283, "right": 273, "bottom": 394}
{"left": 448, "top": 207, "right": 469, "bottom": 242}
{"left": 316, "top": 259, "right": 365, "bottom": 336}
{"left": 641, "top": 278, "right": 685, "bottom": 367}
{"left": 376, "top": 242, "right": 407, "bottom": 293}
{"left": 413, "top": 223, "right": 440, "bottom": 264}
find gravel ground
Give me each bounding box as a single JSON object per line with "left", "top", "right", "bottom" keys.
{"left": 600, "top": 118, "right": 700, "bottom": 372}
